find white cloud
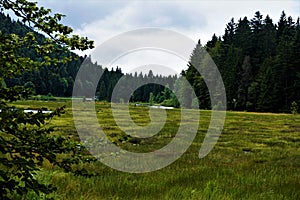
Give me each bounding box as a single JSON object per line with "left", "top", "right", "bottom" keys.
{"left": 87, "top": 28, "right": 196, "bottom": 75}
{"left": 70, "top": 1, "right": 299, "bottom": 73}
{"left": 36, "top": 0, "right": 299, "bottom": 73}
{"left": 74, "top": 1, "right": 299, "bottom": 41}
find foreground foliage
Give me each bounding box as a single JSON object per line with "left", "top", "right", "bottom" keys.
{"left": 0, "top": 0, "right": 94, "bottom": 199}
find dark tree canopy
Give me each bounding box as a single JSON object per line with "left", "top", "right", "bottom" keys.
{"left": 185, "top": 11, "right": 300, "bottom": 113}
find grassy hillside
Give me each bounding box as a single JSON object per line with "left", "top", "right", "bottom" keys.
{"left": 11, "top": 100, "right": 300, "bottom": 199}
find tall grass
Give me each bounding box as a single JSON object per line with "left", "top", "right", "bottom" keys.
{"left": 11, "top": 100, "right": 300, "bottom": 199}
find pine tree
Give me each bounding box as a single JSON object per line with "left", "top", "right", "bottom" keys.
{"left": 234, "top": 17, "right": 252, "bottom": 55}
{"left": 237, "top": 55, "right": 252, "bottom": 110}
{"left": 185, "top": 40, "right": 211, "bottom": 109}
{"left": 256, "top": 57, "right": 280, "bottom": 112}
{"left": 223, "top": 18, "right": 236, "bottom": 45}
{"left": 261, "top": 15, "right": 276, "bottom": 58}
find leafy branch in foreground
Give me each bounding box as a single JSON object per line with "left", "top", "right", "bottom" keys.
{"left": 0, "top": 0, "right": 94, "bottom": 51}
{"left": 0, "top": 0, "right": 95, "bottom": 199}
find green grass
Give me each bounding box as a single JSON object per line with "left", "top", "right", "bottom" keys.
{"left": 11, "top": 100, "right": 300, "bottom": 199}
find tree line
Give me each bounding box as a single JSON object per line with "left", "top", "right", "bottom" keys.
{"left": 1, "top": 11, "right": 299, "bottom": 112}
{"left": 183, "top": 11, "right": 300, "bottom": 112}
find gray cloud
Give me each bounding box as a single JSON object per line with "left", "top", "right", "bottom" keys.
{"left": 36, "top": 1, "right": 128, "bottom": 28}
{"left": 35, "top": 0, "right": 299, "bottom": 73}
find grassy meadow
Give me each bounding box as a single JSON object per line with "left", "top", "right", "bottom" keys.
{"left": 10, "top": 99, "right": 300, "bottom": 200}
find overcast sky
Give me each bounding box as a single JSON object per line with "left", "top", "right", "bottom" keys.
{"left": 34, "top": 0, "right": 299, "bottom": 74}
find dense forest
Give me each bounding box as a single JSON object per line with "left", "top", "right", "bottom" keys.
{"left": 1, "top": 11, "right": 299, "bottom": 112}
{"left": 0, "top": 12, "right": 176, "bottom": 102}
{"left": 74, "top": 55, "right": 177, "bottom": 103}
{"left": 184, "top": 11, "right": 300, "bottom": 112}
